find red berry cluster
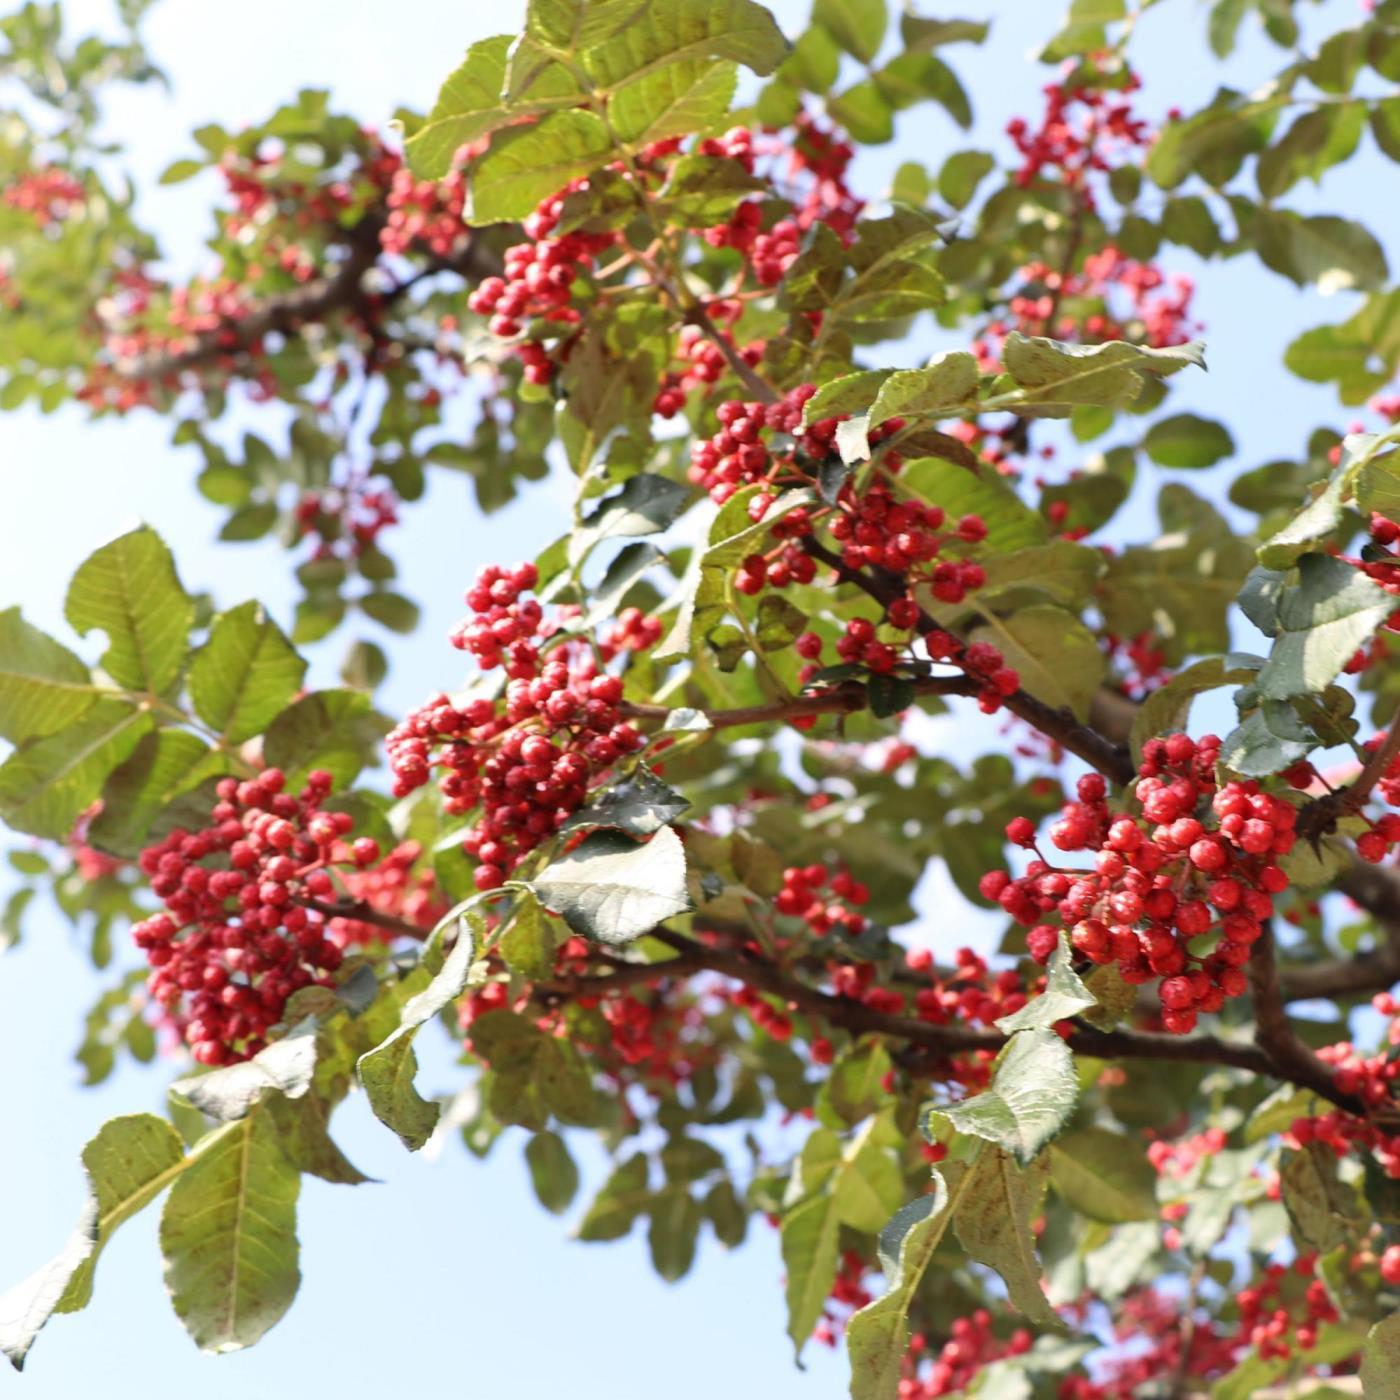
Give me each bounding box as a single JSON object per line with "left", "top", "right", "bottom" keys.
{"left": 79, "top": 128, "right": 472, "bottom": 411}
{"left": 1233, "top": 1257, "right": 1338, "bottom": 1360}
{"left": 131, "top": 768, "right": 392, "bottom": 1064}
{"left": 774, "top": 863, "right": 870, "bottom": 937}
{"left": 4, "top": 167, "right": 86, "bottom": 226}
{"left": 293, "top": 476, "right": 399, "bottom": 561}
{"left": 386, "top": 562, "right": 646, "bottom": 889}
{"left": 465, "top": 195, "right": 613, "bottom": 375}
{"left": 1006, "top": 66, "right": 1151, "bottom": 203}
{"left": 328, "top": 840, "right": 446, "bottom": 946}
{"left": 981, "top": 734, "right": 1298, "bottom": 1032}
{"left": 697, "top": 116, "right": 862, "bottom": 285}
{"left": 381, "top": 157, "right": 470, "bottom": 258}
{"left": 598, "top": 606, "right": 664, "bottom": 660}
{"left": 1060, "top": 1288, "right": 1236, "bottom": 1398}
{"left": 899, "top": 1312, "right": 1034, "bottom": 1398}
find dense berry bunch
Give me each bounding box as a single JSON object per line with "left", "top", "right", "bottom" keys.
{"left": 4, "top": 167, "right": 86, "bottom": 226}
{"left": 1233, "top": 1257, "right": 1339, "bottom": 1360}
{"left": 130, "top": 767, "right": 392, "bottom": 1063}
{"left": 329, "top": 840, "right": 445, "bottom": 946}
{"left": 386, "top": 562, "right": 646, "bottom": 889}
{"left": 79, "top": 129, "right": 472, "bottom": 410}
{"left": 1006, "top": 67, "right": 1151, "bottom": 201}
{"left": 981, "top": 734, "right": 1297, "bottom": 1031}
{"left": 698, "top": 115, "right": 863, "bottom": 284}
{"left": 1060, "top": 1288, "right": 1238, "bottom": 1398}
{"left": 293, "top": 476, "right": 399, "bottom": 561}
{"left": 973, "top": 245, "right": 1198, "bottom": 369}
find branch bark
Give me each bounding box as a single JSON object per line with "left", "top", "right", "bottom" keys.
{"left": 114, "top": 224, "right": 501, "bottom": 383}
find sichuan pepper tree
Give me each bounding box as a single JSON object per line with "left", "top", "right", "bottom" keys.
{"left": 6, "top": 0, "right": 1400, "bottom": 1393}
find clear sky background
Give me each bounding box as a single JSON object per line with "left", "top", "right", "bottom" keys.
{"left": 0, "top": 1, "right": 1393, "bottom": 1396}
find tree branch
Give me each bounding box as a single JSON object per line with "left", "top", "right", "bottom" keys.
{"left": 1249, "top": 921, "right": 1363, "bottom": 1112}
{"left": 800, "top": 538, "right": 1136, "bottom": 784}
{"left": 298, "top": 895, "right": 430, "bottom": 941}
{"left": 619, "top": 674, "right": 979, "bottom": 731}
{"left": 114, "top": 223, "right": 501, "bottom": 383}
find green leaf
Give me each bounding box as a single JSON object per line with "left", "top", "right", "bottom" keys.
{"left": 937, "top": 149, "right": 993, "bottom": 209}
{"left": 576, "top": 1153, "right": 650, "bottom": 1241}
{"left": 358, "top": 591, "right": 421, "bottom": 634}
{"left": 1162, "top": 195, "right": 1222, "bottom": 255}
{"left": 1257, "top": 462, "right": 1351, "bottom": 569}
{"left": 467, "top": 110, "right": 614, "bottom": 224}
{"left": 814, "top": 0, "right": 885, "bottom": 62}
{"left": 526, "top": 0, "right": 648, "bottom": 49}
{"left": 562, "top": 762, "right": 691, "bottom": 837}
{"left": 1220, "top": 705, "right": 1314, "bottom": 778}
{"left": 1361, "top": 1313, "right": 1400, "bottom": 1395}
{"left": 171, "top": 1024, "right": 318, "bottom": 1122}
{"left": 263, "top": 1092, "right": 369, "bottom": 1186}
{"left": 1256, "top": 554, "right": 1395, "bottom": 701}
{"left": 782, "top": 1188, "right": 841, "bottom": 1358}
{"left": 1146, "top": 97, "right": 1276, "bottom": 189}
{"left": 1256, "top": 105, "right": 1364, "bottom": 199}
{"left": 188, "top": 601, "right": 305, "bottom": 743}
{"left": 1143, "top": 413, "right": 1234, "bottom": 469}
{"left": 87, "top": 728, "right": 224, "bottom": 856}
{"left": 471, "top": 1008, "right": 597, "bottom": 1128}
{"left": 648, "top": 1188, "right": 702, "bottom": 1281}
{"left": 160, "top": 1112, "right": 300, "bottom": 1353}
{"left": 705, "top": 1179, "right": 748, "bottom": 1246}
{"left": 756, "top": 594, "right": 807, "bottom": 651}
{"left": 581, "top": 0, "right": 788, "bottom": 86}
{"left": 826, "top": 1041, "right": 893, "bottom": 1126}
{"left": 995, "top": 932, "right": 1095, "bottom": 1032}
{"left": 1255, "top": 208, "right": 1389, "bottom": 294}
{"left": 954, "top": 1149, "right": 1058, "bottom": 1326}
{"left": 358, "top": 911, "right": 483, "bottom": 1150}
{"left": 0, "top": 1114, "right": 185, "bottom": 1369}
{"left": 1280, "top": 1142, "right": 1361, "bottom": 1254}
{"left": 974, "top": 542, "right": 1106, "bottom": 611}
{"left": 0, "top": 699, "right": 152, "bottom": 839}
{"left": 835, "top": 206, "right": 948, "bottom": 321}
{"left": 526, "top": 1130, "right": 581, "bottom": 1215}
{"left": 1284, "top": 289, "right": 1400, "bottom": 405}
{"left": 263, "top": 689, "right": 388, "bottom": 788}
{"left": 901, "top": 458, "right": 1047, "bottom": 555}
{"left": 406, "top": 36, "right": 543, "bottom": 178}
{"left": 657, "top": 153, "right": 765, "bottom": 222}
{"left": 1129, "top": 657, "right": 1258, "bottom": 767}
{"left": 928, "top": 1028, "right": 1078, "bottom": 1166}
{"left": 869, "top": 350, "right": 978, "bottom": 424}
{"left": 1100, "top": 486, "right": 1253, "bottom": 665}
{"left": 846, "top": 1166, "right": 965, "bottom": 1400}
{"left": 802, "top": 370, "right": 891, "bottom": 424}
{"left": 834, "top": 1129, "right": 904, "bottom": 1235}
{"left": 499, "top": 891, "right": 560, "bottom": 981}
{"left": 1048, "top": 1127, "right": 1157, "bottom": 1223}
{"left": 998, "top": 332, "right": 1206, "bottom": 417}
{"left": 64, "top": 526, "right": 193, "bottom": 694}
{"left": 1358, "top": 454, "right": 1400, "bottom": 519}
{"left": 877, "top": 52, "right": 969, "bottom": 127}
{"left": 569, "top": 473, "right": 691, "bottom": 568}
{"left": 527, "top": 826, "right": 691, "bottom": 945}
{"left": 0, "top": 608, "right": 96, "bottom": 745}
{"left": 969, "top": 607, "right": 1105, "bottom": 721}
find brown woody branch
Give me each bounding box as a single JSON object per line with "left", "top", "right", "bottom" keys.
{"left": 1249, "top": 922, "right": 1364, "bottom": 1112}
{"left": 799, "top": 537, "right": 1137, "bottom": 783}
{"left": 114, "top": 221, "right": 502, "bottom": 383}
{"left": 619, "top": 674, "right": 979, "bottom": 731}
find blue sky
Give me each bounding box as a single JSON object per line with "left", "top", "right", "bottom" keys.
{"left": 0, "top": 1, "right": 1393, "bottom": 1396}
